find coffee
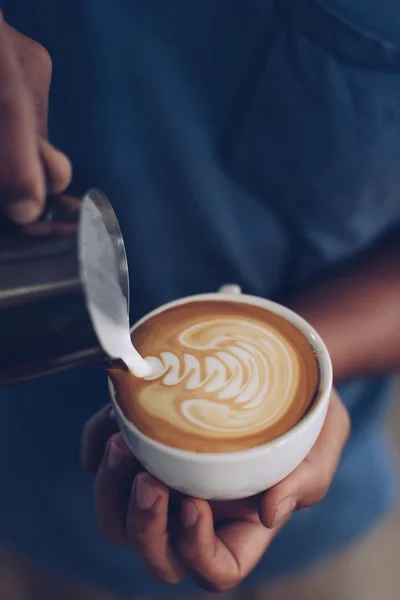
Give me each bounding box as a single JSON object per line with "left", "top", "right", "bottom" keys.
{"left": 111, "top": 300, "right": 319, "bottom": 453}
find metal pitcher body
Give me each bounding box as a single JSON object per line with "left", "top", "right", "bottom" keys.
{"left": 0, "top": 189, "right": 129, "bottom": 386}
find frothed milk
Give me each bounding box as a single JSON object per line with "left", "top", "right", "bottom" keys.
{"left": 112, "top": 300, "right": 319, "bottom": 453}
{"left": 80, "top": 198, "right": 151, "bottom": 378}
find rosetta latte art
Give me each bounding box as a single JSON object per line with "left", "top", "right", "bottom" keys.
{"left": 113, "top": 301, "right": 319, "bottom": 452}
{"left": 144, "top": 319, "right": 298, "bottom": 434}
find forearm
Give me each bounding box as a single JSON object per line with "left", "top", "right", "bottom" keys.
{"left": 286, "top": 238, "right": 400, "bottom": 382}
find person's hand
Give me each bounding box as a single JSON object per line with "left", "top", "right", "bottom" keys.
{"left": 82, "top": 389, "right": 349, "bottom": 592}
{"left": 0, "top": 13, "right": 71, "bottom": 225}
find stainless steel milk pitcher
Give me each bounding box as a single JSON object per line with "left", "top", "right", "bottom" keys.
{"left": 0, "top": 189, "right": 130, "bottom": 386}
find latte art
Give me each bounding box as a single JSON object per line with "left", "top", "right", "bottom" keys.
{"left": 144, "top": 319, "right": 297, "bottom": 434}
{"left": 112, "top": 301, "right": 319, "bottom": 453}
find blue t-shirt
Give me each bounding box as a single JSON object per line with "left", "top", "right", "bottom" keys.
{"left": 2, "top": 0, "right": 400, "bottom": 596}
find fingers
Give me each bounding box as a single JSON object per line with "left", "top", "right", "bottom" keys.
{"left": 0, "top": 15, "right": 44, "bottom": 223}
{"left": 92, "top": 428, "right": 185, "bottom": 583}
{"left": 21, "top": 195, "right": 81, "bottom": 238}
{"left": 123, "top": 490, "right": 269, "bottom": 590}
{"left": 88, "top": 392, "right": 348, "bottom": 591}
{"left": 209, "top": 496, "right": 262, "bottom": 523}
{"left": 126, "top": 473, "right": 185, "bottom": 584}
{"left": 176, "top": 498, "right": 272, "bottom": 593}
{"left": 39, "top": 139, "right": 72, "bottom": 194}
{"left": 260, "top": 390, "right": 350, "bottom": 528}
{"left": 81, "top": 405, "right": 119, "bottom": 473}
{"left": 94, "top": 434, "right": 139, "bottom": 546}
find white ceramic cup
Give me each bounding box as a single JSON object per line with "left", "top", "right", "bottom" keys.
{"left": 109, "top": 285, "right": 332, "bottom": 500}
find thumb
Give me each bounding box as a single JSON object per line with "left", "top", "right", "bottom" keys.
{"left": 260, "top": 390, "right": 350, "bottom": 529}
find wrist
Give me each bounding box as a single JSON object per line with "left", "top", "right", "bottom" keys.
{"left": 286, "top": 241, "right": 400, "bottom": 382}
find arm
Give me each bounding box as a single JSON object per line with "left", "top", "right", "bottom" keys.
{"left": 287, "top": 236, "right": 400, "bottom": 381}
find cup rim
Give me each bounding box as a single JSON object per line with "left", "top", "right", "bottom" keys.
{"left": 111, "top": 292, "right": 333, "bottom": 462}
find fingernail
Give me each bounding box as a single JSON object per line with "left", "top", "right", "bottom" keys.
{"left": 4, "top": 199, "right": 41, "bottom": 224}
{"left": 135, "top": 476, "right": 157, "bottom": 511}
{"left": 107, "top": 442, "right": 125, "bottom": 471}
{"left": 271, "top": 497, "right": 296, "bottom": 528}
{"left": 181, "top": 500, "right": 199, "bottom": 529}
